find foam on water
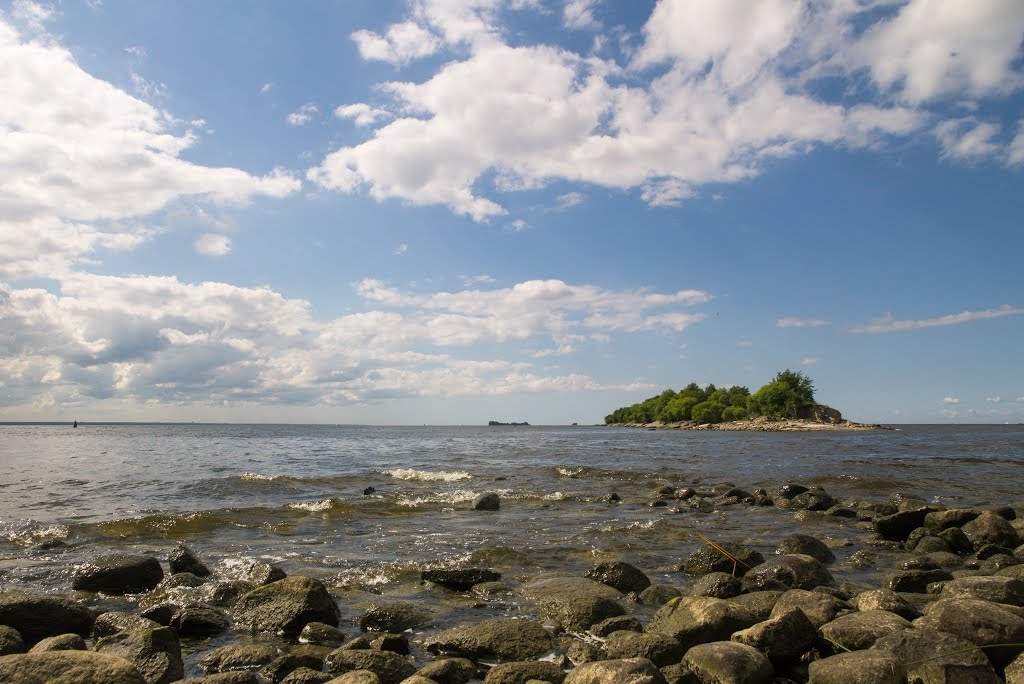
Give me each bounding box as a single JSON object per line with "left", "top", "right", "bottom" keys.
{"left": 383, "top": 468, "right": 472, "bottom": 482}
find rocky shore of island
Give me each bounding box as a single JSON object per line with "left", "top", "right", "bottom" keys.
{"left": 1, "top": 480, "right": 1023, "bottom": 683}
{"left": 608, "top": 415, "right": 885, "bottom": 432}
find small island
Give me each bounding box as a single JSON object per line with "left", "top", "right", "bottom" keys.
{"left": 605, "top": 369, "right": 881, "bottom": 431}
{"left": 488, "top": 420, "right": 530, "bottom": 426}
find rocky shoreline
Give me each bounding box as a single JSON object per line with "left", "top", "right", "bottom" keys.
{"left": 608, "top": 416, "right": 886, "bottom": 431}
{"left": 1, "top": 481, "right": 1023, "bottom": 683}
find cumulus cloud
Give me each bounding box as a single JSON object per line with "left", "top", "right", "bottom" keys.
{"left": 287, "top": 102, "right": 319, "bottom": 126}
{"left": 1008, "top": 119, "right": 1024, "bottom": 166}
{"left": 351, "top": 21, "right": 441, "bottom": 64}
{"left": 850, "top": 305, "right": 1024, "bottom": 333}
{"left": 563, "top": 0, "right": 600, "bottom": 31}
{"left": 335, "top": 103, "right": 392, "bottom": 127}
{"left": 193, "top": 233, "right": 232, "bottom": 256}
{"left": 777, "top": 317, "right": 829, "bottom": 328}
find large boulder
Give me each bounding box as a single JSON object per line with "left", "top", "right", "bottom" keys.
{"left": 872, "top": 628, "right": 1000, "bottom": 684}
{"left": 962, "top": 512, "right": 1022, "bottom": 550}
{"left": 422, "top": 618, "right": 552, "bottom": 662}
{"left": 775, "top": 534, "right": 835, "bottom": 564}
{"left": 603, "top": 631, "right": 685, "bottom": 668}
{"left": 819, "top": 610, "right": 912, "bottom": 651}
{"left": 647, "top": 596, "right": 756, "bottom": 650}
{"left": 940, "top": 575, "right": 1024, "bottom": 606}
{"left": 740, "top": 554, "right": 835, "bottom": 591}
{"left": 522, "top": 577, "right": 625, "bottom": 632}
{"left": 731, "top": 607, "right": 817, "bottom": 664}
{"left": 562, "top": 657, "right": 667, "bottom": 684}
{"left": 914, "top": 598, "right": 1024, "bottom": 667}
{"left": 325, "top": 649, "right": 416, "bottom": 684}
{"left": 94, "top": 627, "right": 183, "bottom": 684}
{"left": 0, "top": 592, "right": 96, "bottom": 645}
{"left": 682, "top": 641, "right": 773, "bottom": 684}
{"left": 769, "top": 589, "right": 849, "bottom": 627}
{"left": 924, "top": 508, "right": 980, "bottom": 533}
{"left": 358, "top": 600, "right": 434, "bottom": 633}
{"left": 682, "top": 543, "right": 763, "bottom": 578}
{"left": 0, "top": 650, "right": 148, "bottom": 684}
{"left": 72, "top": 554, "right": 164, "bottom": 594}
{"left": 874, "top": 508, "right": 937, "bottom": 542}
{"left": 585, "top": 561, "right": 651, "bottom": 594}
{"left": 233, "top": 576, "right": 340, "bottom": 637}
{"left": 806, "top": 650, "right": 903, "bottom": 684}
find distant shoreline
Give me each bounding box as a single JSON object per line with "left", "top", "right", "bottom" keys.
{"left": 607, "top": 416, "right": 886, "bottom": 431}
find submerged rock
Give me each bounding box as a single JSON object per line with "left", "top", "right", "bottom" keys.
{"left": 472, "top": 493, "right": 501, "bottom": 511}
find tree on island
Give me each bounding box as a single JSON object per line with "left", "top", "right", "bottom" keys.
{"left": 604, "top": 369, "right": 818, "bottom": 425}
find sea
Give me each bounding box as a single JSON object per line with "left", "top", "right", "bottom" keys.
{"left": 1, "top": 422, "right": 1021, "bottom": 602}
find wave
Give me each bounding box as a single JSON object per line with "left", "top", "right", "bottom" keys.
{"left": 383, "top": 468, "right": 473, "bottom": 482}
{"left": 397, "top": 489, "right": 478, "bottom": 507}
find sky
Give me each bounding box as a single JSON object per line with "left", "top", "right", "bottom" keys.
{"left": 1, "top": 0, "right": 1023, "bottom": 425}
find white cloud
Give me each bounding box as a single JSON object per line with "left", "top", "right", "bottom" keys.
{"left": 850, "top": 305, "right": 1024, "bottom": 333}
{"left": 193, "top": 233, "right": 232, "bottom": 256}
{"left": 801, "top": 357, "right": 820, "bottom": 366}
{"left": 777, "top": 317, "right": 829, "bottom": 328}
{"left": 394, "top": 243, "right": 409, "bottom": 255}
{"left": 11, "top": 1, "right": 55, "bottom": 32}
{"left": 553, "top": 192, "right": 585, "bottom": 210}
{"left": 123, "top": 45, "right": 147, "bottom": 59}
{"left": 641, "top": 179, "right": 693, "bottom": 207}
{"left": 461, "top": 274, "right": 496, "bottom": 286}
{"left": 508, "top": 219, "right": 529, "bottom": 232}
{"left": 335, "top": 103, "right": 392, "bottom": 127}
{"left": 943, "top": 397, "right": 960, "bottom": 404}
{"left": 1007, "top": 119, "right": 1024, "bottom": 166}
{"left": 934, "top": 118, "right": 1001, "bottom": 161}
{"left": 287, "top": 103, "right": 319, "bottom": 126}
{"left": 564, "top": 0, "right": 600, "bottom": 31}
{"left": 351, "top": 21, "right": 441, "bottom": 64}
{"left": 260, "top": 82, "right": 272, "bottom": 94}
{"left": 986, "top": 395, "right": 1001, "bottom": 403}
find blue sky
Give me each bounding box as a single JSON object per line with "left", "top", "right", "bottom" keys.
{"left": 1, "top": 0, "right": 1022, "bottom": 425}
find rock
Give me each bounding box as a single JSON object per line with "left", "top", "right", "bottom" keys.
{"left": 924, "top": 508, "right": 980, "bottom": 533}
{"left": 199, "top": 644, "right": 281, "bottom": 673}
{"left": 522, "top": 577, "right": 625, "bottom": 632}
{"left": 682, "top": 542, "right": 764, "bottom": 578}
{"left": 688, "top": 572, "right": 741, "bottom": 599}
{"left": 280, "top": 668, "right": 332, "bottom": 684}
{"left": 589, "top": 615, "right": 642, "bottom": 637}
{"left": 472, "top": 493, "right": 500, "bottom": 511}
{"left": 421, "top": 569, "right": 501, "bottom": 590}
{"left": 300, "top": 621, "right": 346, "bottom": 646}
{"left": 562, "top": 657, "right": 667, "bottom": 684}
{"left": 371, "top": 633, "right": 409, "bottom": 655}
{"left": 647, "top": 596, "right": 755, "bottom": 650}
{"left": 940, "top": 575, "right": 1024, "bottom": 605}
{"left": 168, "top": 545, "right": 211, "bottom": 577}
{"left": 767, "top": 589, "right": 848, "bottom": 628}
{"left": 872, "top": 628, "right": 1000, "bottom": 684}
{"left": 963, "top": 512, "right": 1022, "bottom": 550}
{"left": 1007, "top": 652, "right": 1024, "bottom": 684}
{"left": 28, "top": 633, "right": 86, "bottom": 652}
{"left": 234, "top": 576, "right": 340, "bottom": 637}
{"left": 683, "top": 641, "right": 773, "bottom": 684}
{"left": 740, "top": 554, "right": 835, "bottom": 591}
{"left": 913, "top": 536, "right": 952, "bottom": 554}
{"left": 341, "top": 637, "right": 372, "bottom": 650}
{"left": 776, "top": 484, "right": 809, "bottom": 500}
{"left": 806, "top": 650, "right": 903, "bottom": 684}
{"left": 325, "top": 649, "right": 416, "bottom": 684}
{"left": 0, "top": 625, "right": 26, "bottom": 655}
{"left": 603, "top": 631, "right": 684, "bottom": 668}
{"left": 852, "top": 589, "right": 917, "bottom": 620}
{"left": 0, "top": 592, "right": 96, "bottom": 645}
{"left": 482, "top": 660, "right": 565, "bottom": 684}
{"left": 874, "top": 508, "right": 937, "bottom": 542}
{"left": 262, "top": 653, "right": 324, "bottom": 684}
{"left": 887, "top": 568, "right": 954, "bottom": 593}
{"left": 415, "top": 657, "right": 477, "bottom": 683}
{"left": 138, "top": 601, "right": 178, "bottom": 626}
{"left": 242, "top": 560, "right": 288, "bottom": 586}
{"left": 638, "top": 584, "right": 680, "bottom": 606}
{"left": 205, "top": 580, "right": 256, "bottom": 607}
{"left": 726, "top": 591, "right": 783, "bottom": 621}
{"left": 72, "top": 554, "right": 164, "bottom": 594}
{"left": 423, "top": 618, "right": 552, "bottom": 662}
{"left": 0, "top": 650, "right": 148, "bottom": 683}
{"left": 585, "top": 562, "right": 651, "bottom": 594}
{"left": 170, "top": 603, "right": 230, "bottom": 638}
{"left": 790, "top": 488, "right": 834, "bottom": 511}
{"left": 731, "top": 607, "right": 817, "bottom": 665}
{"left": 94, "top": 627, "right": 183, "bottom": 684}
{"left": 938, "top": 526, "right": 974, "bottom": 554}
{"left": 160, "top": 572, "right": 206, "bottom": 589}
{"left": 775, "top": 534, "right": 835, "bottom": 563}
{"left": 914, "top": 597, "right": 1024, "bottom": 667}
{"left": 179, "top": 673, "right": 261, "bottom": 684}
{"left": 819, "top": 610, "right": 912, "bottom": 651}
{"left": 358, "top": 600, "right": 434, "bottom": 633}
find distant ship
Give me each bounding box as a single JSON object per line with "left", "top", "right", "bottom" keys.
{"left": 487, "top": 420, "right": 530, "bottom": 426}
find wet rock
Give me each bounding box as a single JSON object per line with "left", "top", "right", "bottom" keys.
{"left": 789, "top": 488, "right": 834, "bottom": 512}
{"left": 806, "top": 650, "right": 903, "bottom": 684}
{"left": 682, "top": 542, "right": 764, "bottom": 578}
{"left": 731, "top": 607, "right": 817, "bottom": 665}
{"left": 280, "top": 668, "right": 332, "bottom": 684}
{"left": 168, "top": 545, "right": 211, "bottom": 577}
{"left": 325, "top": 649, "right": 416, "bottom": 684}
{"left": 887, "top": 568, "right": 954, "bottom": 593}
{"left": 688, "top": 572, "right": 741, "bottom": 599}
{"left": 359, "top": 600, "right": 434, "bottom": 632}
{"left": 341, "top": 637, "right": 372, "bottom": 650}
{"left": 0, "top": 625, "right": 25, "bottom": 655}
{"left": 922, "top": 550, "right": 964, "bottom": 569}
{"left": 914, "top": 536, "right": 953, "bottom": 554}
{"left": 28, "top": 633, "right": 86, "bottom": 652}
{"left": 963, "top": 511, "right": 1022, "bottom": 550}
{"left": 768, "top": 589, "right": 848, "bottom": 627}
{"left": 914, "top": 597, "right": 1024, "bottom": 667}
{"left": 242, "top": 560, "right": 287, "bottom": 586}
{"left": 924, "top": 508, "right": 980, "bottom": 533}
{"left": 638, "top": 584, "right": 680, "bottom": 606}
{"left": 160, "top": 572, "right": 206, "bottom": 589}
{"left": 0, "top": 592, "right": 96, "bottom": 645}
{"left": 205, "top": 579, "right": 256, "bottom": 607}
{"left": 585, "top": 561, "right": 651, "bottom": 594}
{"left": 976, "top": 542, "right": 1018, "bottom": 560}
{"left": 740, "top": 554, "right": 835, "bottom": 591}
{"left": 589, "top": 615, "right": 642, "bottom": 637}
{"left": 825, "top": 505, "right": 857, "bottom": 518}
{"left": 603, "top": 631, "right": 684, "bottom": 667}
{"left": 139, "top": 601, "right": 179, "bottom": 626}
{"left": 300, "top": 621, "right": 346, "bottom": 646}
{"left": 473, "top": 493, "right": 500, "bottom": 511}
{"left": 522, "top": 577, "right": 625, "bottom": 632}
{"left": 647, "top": 596, "right": 756, "bottom": 650}
{"left": 94, "top": 626, "right": 183, "bottom": 684}
{"left": 819, "top": 610, "right": 912, "bottom": 651}
{"left": 775, "top": 534, "right": 835, "bottom": 564}
{"left": 872, "top": 628, "right": 1000, "bottom": 684}
{"left": 199, "top": 643, "right": 281, "bottom": 673}
{"left": 72, "top": 554, "right": 164, "bottom": 594}
{"left": 179, "top": 673, "right": 260, "bottom": 684}
{"left": 938, "top": 526, "right": 974, "bottom": 554}
{"left": 602, "top": 492, "right": 621, "bottom": 503}
{"left": 415, "top": 656, "right": 477, "bottom": 683}
{"left": 940, "top": 575, "right": 1024, "bottom": 605}
{"left": 423, "top": 618, "right": 552, "bottom": 662}
{"left": 562, "top": 657, "right": 667, "bottom": 684}
{"left": 683, "top": 641, "right": 772, "bottom": 684}
{"left": 564, "top": 639, "right": 604, "bottom": 665}
{"left": 1007, "top": 652, "right": 1024, "bottom": 684}
{"left": 371, "top": 633, "right": 409, "bottom": 655}
{"left": 482, "top": 660, "right": 565, "bottom": 684}
{"left": 170, "top": 602, "right": 230, "bottom": 638}
{"left": 776, "top": 484, "right": 809, "bottom": 500}
{"left": 0, "top": 650, "right": 148, "bottom": 683}
{"left": 422, "top": 569, "right": 501, "bottom": 590}
{"left": 234, "top": 576, "right": 340, "bottom": 637}
{"left": 874, "top": 508, "right": 938, "bottom": 542}
{"left": 726, "top": 591, "right": 784, "bottom": 621}
{"left": 852, "top": 589, "right": 917, "bottom": 620}
{"left": 261, "top": 653, "right": 324, "bottom": 684}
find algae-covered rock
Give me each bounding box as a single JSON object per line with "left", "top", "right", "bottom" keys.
{"left": 0, "top": 650, "right": 148, "bottom": 684}
{"left": 234, "top": 576, "right": 339, "bottom": 637}
{"left": 423, "top": 618, "right": 552, "bottom": 662}
{"left": 647, "top": 596, "right": 755, "bottom": 650}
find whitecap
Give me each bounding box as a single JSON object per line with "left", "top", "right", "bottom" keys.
{"left": 384, "top": 468, "right": 472, "bottom": 482}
